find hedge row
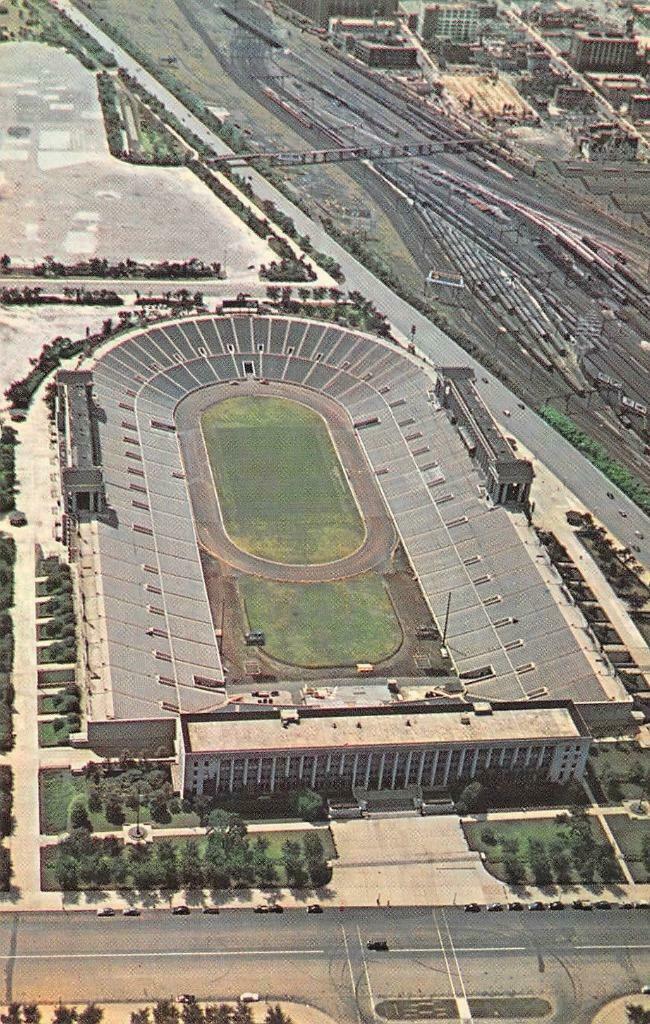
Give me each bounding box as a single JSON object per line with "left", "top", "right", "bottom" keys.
{"left": 0, "top": 535, "right": 16, "bottom": 753}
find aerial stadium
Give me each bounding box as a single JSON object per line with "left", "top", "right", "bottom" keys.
{"left": 55, "top": 310, "right": 631, "bottom": 797}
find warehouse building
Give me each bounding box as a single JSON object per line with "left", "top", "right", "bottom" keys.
{"left": 570, "top": 32, "right": 639, "bottom": 73}
{"left": 434, "top": 366, "right": 533, "bottom": 507}
{"left": 418, "top": 3, "right": 479, "bottom": 43}
{"left": 56, "top": 370, "right": 105, "bottom": 520}
{"left": 178, "top": 700, "right": 590, "bottom": 797}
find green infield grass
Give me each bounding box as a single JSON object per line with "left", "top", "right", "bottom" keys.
{"left": 201, "top": 396, "right": 365, "bottom": 564}
{"left": 239, "top": 574, "right": 402, "bottom": 668}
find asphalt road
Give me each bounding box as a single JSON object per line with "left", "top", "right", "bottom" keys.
{"left": 0, "top": 906, "right": 648, "bottom": 1022}
{"left": 50, "top": 1, "right": 650, "bottom": 566}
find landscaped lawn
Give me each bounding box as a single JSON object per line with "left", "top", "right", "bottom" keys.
{"left": 239, "top": 574, "right": 402, "bottom": 668}
{"left": 587, "top": 741, "right": 649, "bottom": 803}
{"left": 39, "top": 769, "right": 201, "bottom": 834}
{"left": 463, "top": 816, "right": 610, "bottom": 884}
{"left": 38, "top": 719, "right": 74, "bottom": 748}
{"left": 201, "top": 395, "right": 365, "bottom": 563}
{"left": 605, "top": 815, "right": 650, "bottom": 883}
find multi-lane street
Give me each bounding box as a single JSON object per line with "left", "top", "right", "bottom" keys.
{"left": 0, "top": 906, "right": 648, "bottom": 1022}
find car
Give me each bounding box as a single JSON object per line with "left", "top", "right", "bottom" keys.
{"left": 594, "top": 900, "right": 611, "bottom": 910}
{"left": 528, "top": 901, "right": 545, "bottom": 911}
{"left": 96, "top": 907, "right": 115, "bottom": 917}
{"left": 202, "top": 906, "right": 220, "bottom": 914}
{"left": 8, "top": 511, "right": 27, "bottom": 527}
{"left": 268, "top": 905, "right": 284, "bottom": 914}
{"left": 177, "top": 996, "right": 196, "bottom": 1005}
{"left": 634, "top": 901, "right": 649, "bottom": 909}
{"left": 517, "top": 402, "right": 525, "bottom": 410}
{"left": 618, "top": 509, "right": 628, "bottom": 518}
{"left": 307, "top": 904, "right": 323, "bottom": 914}
{"left": 367, "top": 940, "right": 389, "bottom": 951}
{"left": 641, "top": 985, "right": 650, "bottom": 995}
{"left": 549, "top": 901, "right": 565, "bottom": 911}
{"left": 239, "top": 994, "right": 260, "bottom": 1004}
{"left": 507, "top": 901, "right": 523, "bottom": 911}
{"left": 572, "top": 900, "right": 592, "bottom": 910}
{"left": 621, "top": 902, "right": 635, "bottom": 910}
{"left": 464, "top": 903, "right": 481, "bottom": 913}
{"left": 607, "top": 491, "right": 614, "bottom": 499}
{"left": 122, "top": 908, "right": 141, "bottom": 917}
{"left": 254, "top": 905, "right": 270, "bottom": 914}
{"left": 487, "top": 903, "right": 504, "bottom": 912}
{"left": 503, "top": 409, "right": 511, "bottom": 417}
{"left": 171, "top": 905, "right": 191, "bottom": 915}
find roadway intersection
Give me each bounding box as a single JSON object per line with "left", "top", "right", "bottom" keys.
{"left": 0, "top": 907, "right": 647, "bottom": 1023}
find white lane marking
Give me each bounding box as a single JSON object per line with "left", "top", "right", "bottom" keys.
{"left": 0, "top": 949, "right": 325, "bottom": 961}
{"left": 432, "top": 909, "right": 462, "bottom": 1020}
{"left": 575, "top": 944, "right": 650, "bottom": 951}
{"left": 341, "top": 926, "right": 362, "bottom": 1024}
{"left": 356, "top": 925, "right": 376, "bottom": 1018}
{"left": 441, "top": 909, "right": 472, "bottom": 1024}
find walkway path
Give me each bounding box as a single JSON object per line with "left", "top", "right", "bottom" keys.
{"left": 583, "top": 780, "right": 635, "bottom": 886}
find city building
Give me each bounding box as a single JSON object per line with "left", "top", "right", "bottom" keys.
{"left": 178, "top": 700, "right": 591, "bottom": 797}
{"left": 579, "top": 123, "right": 639, "bottom": 160}
{"left": 352, "top": 37, "right": 419, "bottom": 66}
{"left": 570, "top": 32, "right": 639, "bottom": 73}
{"left": 417, "top": 3, "right": 479, "bottom": 42}
{"left": 282, "top": 0, "right": 398, "bottom": 28}
{"left": 434, "top": 366, "right": 534, "bottom": 506}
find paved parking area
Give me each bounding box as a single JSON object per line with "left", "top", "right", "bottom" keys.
{"left": 330, "top": 816, "right": 504, "bottom": 906}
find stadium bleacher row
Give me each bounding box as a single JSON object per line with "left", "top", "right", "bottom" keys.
{"left": 89, "top": 314, "right": 617, "bottom": 722}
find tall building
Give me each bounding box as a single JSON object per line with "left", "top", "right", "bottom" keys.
{"left": 418, "top": 3, "right": 479, "bottom": 42}
{"left": 282, "top": 0, "right": 398, "bottom": 28}
{"left": 570, "top": 32, "right": 639, "bottom": 73}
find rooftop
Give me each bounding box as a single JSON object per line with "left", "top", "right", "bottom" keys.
{"left": 182, "top": 701, "right": 585, "bottom": 755}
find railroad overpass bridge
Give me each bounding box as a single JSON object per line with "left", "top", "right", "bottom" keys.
{"left": 207, "top": 138, "right": 482, "bottom": 169}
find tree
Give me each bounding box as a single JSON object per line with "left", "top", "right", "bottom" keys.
{"left": 105, "top": 794, "right": 125, "bottom": 826}
{"left": 53, "top": 1007, "right": 77, "bottom": 1024}
{"left": 179, "top": 839, "right": 203, "bottom": 890}
{"left": 131, "top": 1013, "right": 150, "bottom": 1024}
{"left": 503, "top": 852, "right": 526, "bottom": 885}
{"left": 626, "top": 1005, "right": 650, "bottom": 1024}
{"left": 181, "top": 1004, "right": 204, "bottom": 1024}
{"left": 282, "top": 839, "right": 308, "bottom": 887}
{"left": 78, "top": 1006, "right": 103, "bottom": 1024}
{"left": 69, "top": 796, "right": 92, "bottom": 832}
{"left": 1, "top": 1004, "right": 21, "bottom": 1024}
{"left": 152, "top": 1002, "right": 179, "bottom": 1024}
{"left": 55, "top": 854, "right": 79, "bottom": 891}
{"left": 204, "top": 1008, "right": 231, "bottom": 1024}
{"left": 641, "top": 833, "right": 650, "bottom": 874}
{"left": 481, "top": 827, "right": 497, "bottom": 845}
{"left": 231, "top": 1007, "right": 252, "bottom": 1024}
{"left": 265, "top": 1009, "right": 293, "bottom": 1024}
{"left": 23, "top": 1007, "right": 41, "bottom": 1024}
{"left": 527, "top": 839, "right": 553, "bottom": 886}
{"left": 455, "top": 780, "right": 483, "bottom": 815}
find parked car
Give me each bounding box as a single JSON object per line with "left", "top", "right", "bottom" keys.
{"left": 549, "top": 901, "right": 565, "bottom": 911}
{"left": 268, "top": 905, "right": 284, "bottom": 914}
{"left": 367, "top": 940, "right": 389, "bottom": 951}
{"left": 307, "top": 904, "right": 323, "bottom": 914}
{"left": 203, "top": 906, "right": 220, "bottom": 914}
{"left": 239, "top": 995, "right": 260, "bottom": 1004}
{"left": 464, "top": 903, "right": 481, "bottom": 913}
{"left": 572, "top": 900, "right": 592, "bottom": 910}
{"left": 487, "top": 903, "right": 504, "bottom": 912}
{"left": 177, "top": 996, "right": 196, "bottom": 1005}
{"left": 507, "top": 902, "right": 523, "bottom": 911}
{"left": 253, "top": 905, "right": 270, "bottom": 914}
{"left": 528, "top": 901, "right": 545, "bottom": 911}
{"left": 594, "top": 900, "right": 611, "bottom": 910}
{"left": 8, "top": 511, "right": 26, "bottom": 527}
{"left": 96, "top": 907, "right": 115, "bottom": 917}
{"left": 123, "top": 908, "right": 141, "bottom": 917}
{"left": 171, "top": 905, "right": 191, "bottom": 916}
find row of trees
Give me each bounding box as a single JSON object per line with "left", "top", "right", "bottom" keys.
{"left": 540, "top": 406, "right": 650, "bottom": 516}
{"left": 263, "top": 287, "right": 393, "bottom": 340}
{"left": 452, "top": 767, "right": 586, "bottom": 815}
{"left": 32, "top": 255, "right": 224, "bottom": 281}
{"left": 131, "top": 1003, "right": 293, "bottom": 1024}
{"left": 0, "top": 426, "right": 17, "bottom": 514}
{"left": 481, "top": 816, "right": 622, "bottom": 886}
{"left": 51, "top": 809, "right": 330, "bottom": 892}
{"left": 0, "top": 534, "right": 16, "bottom": 758}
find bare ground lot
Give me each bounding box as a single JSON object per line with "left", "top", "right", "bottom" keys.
{"left": 0, "top": 42, "right": 272, "bottom": 270}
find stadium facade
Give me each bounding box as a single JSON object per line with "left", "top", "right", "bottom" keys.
{"left": 55, "top": 312, "right": 631, "bottom": 795}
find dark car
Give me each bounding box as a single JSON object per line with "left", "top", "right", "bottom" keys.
{"left": 572, "top": 900, "right": 592, "bottom": 910}
{"left": 307, "top": 904, "right": 323, "bottom": 914}
{"left": 123, "top": 908, "right": 141, "bottom": 917}
{"left": 594, "top": 900, "right": 611, "bottom": 910}
{"left": 9, "top": 511, "right": 27, "bottom": 527}
{"left": 507, "top": 901, "right": 523, "bottom": 911}
{"left": 464, "top": 903, "right": 481, "bottom": 913}
{"left": 203, "top": 906, "right": 220, "bottom": 915}
{"left": 487, "top": 903, "right": 504, "bottom": 912}
{"left": 177, "top": 996, "right": 196, "bottom": 1005}
{"left": 268, "top": 905, "right": 284, "bottom": 914}
{"left": 171, "top": 905, "right": 191, "bottom": 916}
{"left": 528, "top": 901, "right": 545, "bottom": 911}
{"left": 549, "top": 901, "right": 565, "bottom": 911}
{"left": 254, "top": 905, "right": 270, "bottom": 914}
{"left": 96, "top": 907, "right": 115, "bottom": 917}
{"left": 367, "top": 940, "right": 389, "bottom": 951}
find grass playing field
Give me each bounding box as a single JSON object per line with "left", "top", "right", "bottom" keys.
{"left": 239, "top": 575, "right": 402, "bottom": 668}
{"left": 201, "top": 396, "right": 365, "bottom": 564}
